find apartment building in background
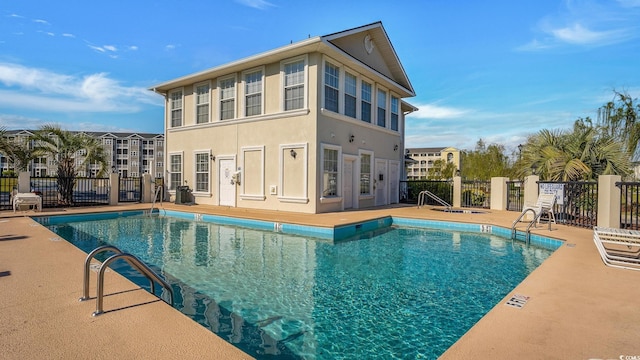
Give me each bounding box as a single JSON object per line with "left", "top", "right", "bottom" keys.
{"left": 405, "top": 147, "right": 460, "bottom": 180}
{"left": 0, "top": 130, "right": 165, "bottom": 178}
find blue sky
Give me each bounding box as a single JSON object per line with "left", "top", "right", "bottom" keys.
{"left": 1, "top": 0, "right": 639, "bottom": 153}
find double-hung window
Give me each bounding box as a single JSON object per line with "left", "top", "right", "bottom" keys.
{"left": 377, "top": 89, "right": 387, "bottom": 128}
{"left": 219, "top": 77, "right": 235, "bottom": 120}
{"left": 169, "top": 89, "right": 183, "bottom": 127}
{"left": 324, "top": 62, "right": 339, "bottom": 113}
{"left": 323, "top": 146, "right": 339, "bottom": 197}
{"left": 195, "top": 83, "right": 210, "bottom": 124}
{"left": 169, "top": 153, "right": 182, "bottom": 190}
{"left": 361, "top": 81, "right": 372, "bottom": 123}
{"left": 344, "top": 72, "right": 357, "bottom": 118}
{"left": 244, "top": 70, "right": 262, "bottom": 116}
{"left": 194, "top": 152, "right": 209, "bottom": 193}
{"left": 284, "top": 59, "right": 305, "bottom": 110}
{"left": 391, "top": 96, "right": 399, "bottom": 131}
{"left": 360, "top": 152, "right": 372, "bottom": 195}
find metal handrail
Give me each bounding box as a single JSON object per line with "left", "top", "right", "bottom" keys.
{"left": 417, "top": 190, "right": 452, "bottom": 210}
{"left": 80, "top": 245, "right": 173, "bottom": 316}
{"left": 149, "top": 184, "right": 163, "bottom": 216}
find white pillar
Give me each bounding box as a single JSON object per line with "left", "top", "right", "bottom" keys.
{"left": 453, "top": 176, "right": 462, "bottom": 208}
{"left": 523, "top": 175, "right": 539, "bottom": 221}
{"left": 597, "top": 175, "right": 621, "bottom": 229}
{"left": 18, "top": 171, "right": 30, "bottom": 193}
{"left": 109, "top": 173, "right": 119, "bottom": 205}
{"left": 490, "top": 177, "right": 508, "bottom": 210}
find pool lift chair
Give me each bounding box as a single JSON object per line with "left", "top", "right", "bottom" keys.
{"left": 511, "top": 193, "right": 557, "bottom": 243}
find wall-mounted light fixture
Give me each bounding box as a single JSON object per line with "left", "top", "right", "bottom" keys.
{"left": 111, "top": 165, "right": 116, "bottom": 174}
{"left": 349, "top": 134, "right": 354, "bottom": 143}
{"left": 393, "top": 144, "right": 398, "bottom": 151}
{"left": 210, "top": 154, "right": 216, "bottom": 161}
{"left": 290, "top": 149, "right": 297, "bottom": 158}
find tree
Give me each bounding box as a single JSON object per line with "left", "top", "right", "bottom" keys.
{"left": 427, "top": 159, "right": 458, "bottom": 180}
{"left": 516, "top": 119, "right": 630, "bottom": 181}
{"left": 597, "top": 90, "right": 640, "bottom": 161}
{"left": 0, "top": 127, "right": 36, "bottom": 172}
{"left": 30, "top": 125, "right": 109, "bottom": 205}
{"left": 461, "top": 139, "right": 511, "bottom": 180}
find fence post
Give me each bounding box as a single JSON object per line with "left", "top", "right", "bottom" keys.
{"left": 142, "top": 173, "right": 153, "bottom": 203}
{"left": 453, "top": 176, "right": 461, "bottom": 208}
{"left": 597, "top": 175, "right": 621, "bottom": 229}
{"left": 490, "top": 177, "right": 508, "bottom": 210}
{"left": 109, "top": 173, "right": 119, "bottom": 205}
{"left": 18, "top": 171, "right": 30, "bottom": 193}
{"left": 523, "top": 175, "right": 539, "bottom": 221}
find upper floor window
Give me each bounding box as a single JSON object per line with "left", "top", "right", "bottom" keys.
{"left": 344, "top": 72, "right": 357, "bottom": 118}
{"left": 324, "top": 62, "right": 339, "bottom": 113}
{"left": 244, "top": 70, "right": 263, "bottom": 116}
{"left": 377, "top": 89, "right": 387, "bottom": 128}
{"left": 219, "top": 77, "right": 235, "bottom": 120}
{"left": 283, "top": 59, "right": 305, "bottom": 110}
{"left": 169, "top": 89, "right": 183, "bottom": 127}
{"left": 361, "top": 81, "right": 372, "bottom": 123}
{"left": 195, "top": 82, "right": 210, "bottom": 124}
{"left": 391, "top": 96, "right": 399, "bottom": 131}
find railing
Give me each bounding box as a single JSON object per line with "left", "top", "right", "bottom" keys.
{"left": 418, "top": 190, "right": 452, "bottom": 210}
{"left": 539, "top": 181, "right": 598, "bottom": 229}
{"left": 506, "top": 180, "right": 524, "bottom": 211}
{"left": 80, "top": 245, "right": 174, "bottom": 316}
{"left": 399, "top": 180, "right": 453, "bottom": 205}
{"left": 119, "top": 177, "right": 142, "bottom": 202}
{"left": 461, "top": 180, "right": 491, "bottom": 209}
{"left": 617, "top": 182, "right": 640, "bottom": 230}
{"left": 31, "top": 176, "right": 110, "bottom": 208}
{"left": 0, "top": 176, "right": 18, "bottom": 210}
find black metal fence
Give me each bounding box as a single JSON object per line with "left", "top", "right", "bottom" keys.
{"left": 119, "top": 177, "right": 142, "bottom": 202}
{"left": 399, "top": 180, "right": 453, "bottom": 205}
{"left": 461, "top": 180, "right": 491, "bottom": 208}
{"left": 31, "top": 176, "right": 110, "bottom": 207}
{"left": 0, "top": 176, "right": 18, "bottom": 210}
{"left": 506, "top": 181, "right": 524, "bottom": 211}
{"left": 539, "top": 181, "right": 598, "bottom": 229}
{"left": 617, "top": 182, "right": 640, "bottom": 229}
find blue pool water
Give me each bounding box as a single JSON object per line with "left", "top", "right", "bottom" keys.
{"left": 42, "top": 213, "right": 557, "bottom": 359}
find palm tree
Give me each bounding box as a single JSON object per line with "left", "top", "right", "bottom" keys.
{"left": 517, "top": 120, "right": 630, "bottom": 181}
{"left": 597, "top": 90, "right": 640, "bottom": 161}
{"left": 30, "top": 125, "right": 109, "bottom": 205}
{"left": 0, "top": 127, "right": 36, "bottom": 173}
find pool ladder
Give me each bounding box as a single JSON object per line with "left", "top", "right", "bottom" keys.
{"left": 79, "top": 245, "right": 174, "bottom": 316}
{"left": 417, "top": 190, "right": 452, "bottom": 211}
{"left": 149, "top": 185, "right": 164, "bottom": 216}
{"left": 510, "top": 208, "right": 548, "bottom": 244}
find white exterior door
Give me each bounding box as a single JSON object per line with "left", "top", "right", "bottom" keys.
{"left": 375, "top": 159, "right": 388, "bottom": 206}
{"left": 218, "top": 158, "right": 236, "bottom": 206}
{"left": 342, "top": 158, "right": 354, "bottom": 209}
{"left": 388, "top": 160, "right": 400, "bottom": 204}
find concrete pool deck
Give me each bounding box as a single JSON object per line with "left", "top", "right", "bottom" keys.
{"left": 1, "top": 202, "right": 639, "bottom": 359}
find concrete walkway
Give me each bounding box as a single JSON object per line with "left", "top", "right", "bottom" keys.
{"left": 1, "top": 202, "right": 639, "bottom": 359}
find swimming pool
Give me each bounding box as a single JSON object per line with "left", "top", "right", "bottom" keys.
{"left": 40, "top": 211, "right": 559, "bottom": 359}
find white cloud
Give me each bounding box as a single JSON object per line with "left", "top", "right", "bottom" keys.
{"left": 551, "top": 23, "right": 628, "bottom": 45}
{"left": 62, "top": 33, "right": 75, "bottom": 38}
{"left": 33, "top": 19, "right": 50, "bottom": 25}
{"left": 235, "top": 0, "right": 274, "bottom": 9}
{"left": 409, "top": 103, "right": 469, "bottom": 119}
{"left": 128, "top": 45, "right": 138, "bottom": 51}
{"left": 103, "top": 45, "right": 117, "bottom": 52}
{"left": 0, "top": 62, "right": 161, "bottom": 113}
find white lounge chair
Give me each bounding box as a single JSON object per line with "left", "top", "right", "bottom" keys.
{"left": 517, "top": 193, "right": 557, "bottom": 227}
{"left": 593, "top": 227, "right": 640, "bottom": 271}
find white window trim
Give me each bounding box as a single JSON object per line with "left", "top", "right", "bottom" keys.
{"left": 358, "top": 149, "right": 374, "bottom": 198}
{"left": 167, "top": 151, "right": 184, "bottom": 192}
{"left": 194, "top": 81, "right": 212, "bottom": 124}
{"left": 192, "top": 149, "right": 212, "bottom": 196}
{"left": 241, "top": 66, "right": 265, "bottom": 118}
{"left": 322, "top": 56, "right": 341, "bottom": 114}
{"left": 168, "top": 88, "right": 184, "bottom": 128}
{"left": 375, "top": 85, "right": 389, "bottom": 129}
{"left": 320, "top": 143, "right": 342, "bottom": 204}
{"left": 280, "top": 55, "right": 308, "bottom": 112}
{"left": 278, "top": 142, "right": 308, "bottom": 203}
{"left": 239, "top": 145, "right": 266, "bottom": 201}
{"left": 360, "top": 77, "right": 373, "bottom": 123}
{"left": 217, "top": 74, "right": 237, "bottom": 121}
{"left": 390, "top": 94, "right": 400, "bottom": 132}
{"left": 343, "top": 67, "right": 358, "bottom": 119}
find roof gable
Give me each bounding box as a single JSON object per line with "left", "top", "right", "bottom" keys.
{"left": 322, "top": 22, "right": 414, "bottom": 95}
